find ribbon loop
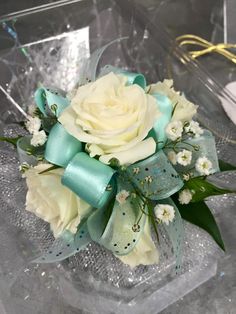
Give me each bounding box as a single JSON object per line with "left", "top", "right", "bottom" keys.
{"left": 127, "top": 150, "right": 184, "bottom": 200}
{"left": 35, "top": 87, "right": 69, "bottom": 117}
{"left": 62, "top": 152, "right": 116, "bottom": 208}
{"left": 45, "top": 123, "right": 82, "bottom": 168}
{"left": 165, "top": 130, "right": 220, "bottom": 176}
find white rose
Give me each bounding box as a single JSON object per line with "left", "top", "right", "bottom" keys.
{"left": 25, "top": 163, "right": 92, "bottom": 238}
{"left": 148, "top": 79, "right": 198, "bottom": 123}
{"left": 59, "top": 72, "right": 160, "bottom": 165}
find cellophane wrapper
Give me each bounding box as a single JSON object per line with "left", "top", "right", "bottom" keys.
{"left": 0, "top": 1, "right": 236, "bottom": 313}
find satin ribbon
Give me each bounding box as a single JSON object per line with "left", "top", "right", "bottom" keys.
{"left": 62, "top": 152, "right": 116, "bottom": 209}
{"left": 149, "top": 93, "right": 173, "bottom": 150}
{"left": 45, "top": 123, "right": 83, "bottom": 168}
{"left": 34, "top": 87, "right": 69, "bottom": 117}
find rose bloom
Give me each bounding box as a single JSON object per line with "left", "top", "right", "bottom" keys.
{"left": 148, "top": 79, "right": 198, "bottom": 123}
{"left": 25, "top": 163, "right": 92, "bottom": 238}
{"left": 59, "top": 72, "right": 160, "bottom": 165}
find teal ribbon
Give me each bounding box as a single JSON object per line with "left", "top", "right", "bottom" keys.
{"left": 87, "top": 179, "right": 146, "bottom": 256}
{"left": 158, "top": 198, "right": 183, "bottom": 273}
{"left": 150, "top": 93, "right": 173, "bottom": 149}
{"left": 45, "top": 123, "right": 83, "bottom": 168}
{"left": 34, "top": 87, "right": 69, "bottom": 117}
{"left": 127, "top": 150, "right": 184, "bottom": 200}
{"left": 33, "top": 222, "right": 92, "bottom": 263}
{"left": 62, "top": 152, "right": 116, "bottom": 209}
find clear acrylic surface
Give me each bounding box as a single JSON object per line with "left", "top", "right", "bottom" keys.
{"left": 0, "top": 1, "right": 235, "bottom": 313}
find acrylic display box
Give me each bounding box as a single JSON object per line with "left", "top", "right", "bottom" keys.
{"left": 0, "top": 1, "right": 235, "bottom": 314}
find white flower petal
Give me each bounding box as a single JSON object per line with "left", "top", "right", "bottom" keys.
{"left": 176, "top": 149, "right": 192, "bottom": 166}
{"left": 179, "top": 189, "right": 192, "bottom": 204}
{"left": 59, "top": 72, "right": 160, "bottom": 165}
{"left": 99, "top": 137, "right": 156, "bottom": 166}
{"left": 165, "top": 121, "right": 183, "bottom": 141}
{"left": 195, "top": 156, "right": 213, "bottom": 175}
{"left": 25, "top": 163, "right": 92, "bottom": 238}
{"left": 148, "top": 80, "right": 198, "bottom": 122}
{"left": 154, "top": 204, "right": 175, "bottom": 225}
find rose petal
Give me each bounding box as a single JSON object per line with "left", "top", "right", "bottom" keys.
{"left": 99, "top": 137, "right": 156, "bottom": 165}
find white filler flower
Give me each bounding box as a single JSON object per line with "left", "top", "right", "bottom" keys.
{"left": 27, "top": 104, "right": 37, "bottom": 116}
{"left": 25, "top": 116, "right": 41, "bottom": 134}
{"left": 165, "top": 121, "right": 183, "bottom": 141}
{"left": 154, "top": 204, "right": 175, "bottom": 225}
{"left": 167, "top": 150, "right": 177, "bottom": 165}
{"left": 179, "top": 189, "right": 193, "bottom": 204}
{"left": 176, "top": 149, "right": 192, "bottom": 166}
{"left": 116, "top": 190, "right": 130, "bottom": 204}
{"left": 185, "top": 120, "right": 203, "bottom": 137}
{"left": 31, "top": 130, "right": 47, "bottom": 147}
{"left": 195, "top": 156, "right": 213, "bottom": 175}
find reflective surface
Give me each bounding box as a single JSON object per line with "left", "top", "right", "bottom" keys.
{"left": 0, "top": 0, "right": 235, "bottom": 313}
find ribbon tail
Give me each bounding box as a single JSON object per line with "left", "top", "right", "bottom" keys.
{"left": 117, "top": 217, "right": 159, "bottom": 268}
{"left": 87, "top": 179, "right": 146, "bottom": 256}
{"left": 32, "top": 222, "right": 91, "bottom": 263}
{"left": 159, "top": 198, "right": 184, "bottom": 273}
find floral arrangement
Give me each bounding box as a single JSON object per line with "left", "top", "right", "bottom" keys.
{"left": 2, "top": 66, "right": 235, "bottom": 269}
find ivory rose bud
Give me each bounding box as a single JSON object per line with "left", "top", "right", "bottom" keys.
{"left": 25, "top": 163, "right": 92, "bottom": 238}
{"left": 59, "top": 72, "right": 160, "bottom": 165}
{"left": 148, "top": 79, "right": 198, "bottom": 123}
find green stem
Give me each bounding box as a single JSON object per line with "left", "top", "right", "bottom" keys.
{"left": 0, "top": 136, "right": 22, "bottom": 147}
{"left": 147, "top": 200, "right": 159, "bottom": 243}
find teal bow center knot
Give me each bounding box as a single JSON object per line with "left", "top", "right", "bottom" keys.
{"left": 28, "top": 67, "right": 187, "bottom": 264}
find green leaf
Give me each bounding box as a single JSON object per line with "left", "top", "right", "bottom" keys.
{"left": 0, "top": 136, "right": 22, "bottom": 147}
{"left": 184, "top": 176, "right": 235, "bottom": 202}
{"left": 173, "top": 196, "right": 225, "bottom": 251}
{"left": 219, "top": 159, "right": 236, "bottom": 171}
{"left": 38, "top": 164, "right": 61, "bottom": 174}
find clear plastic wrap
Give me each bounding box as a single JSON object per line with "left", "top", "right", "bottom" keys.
{"left": 0, "top": 1, "right": 235, "bottom": 313}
